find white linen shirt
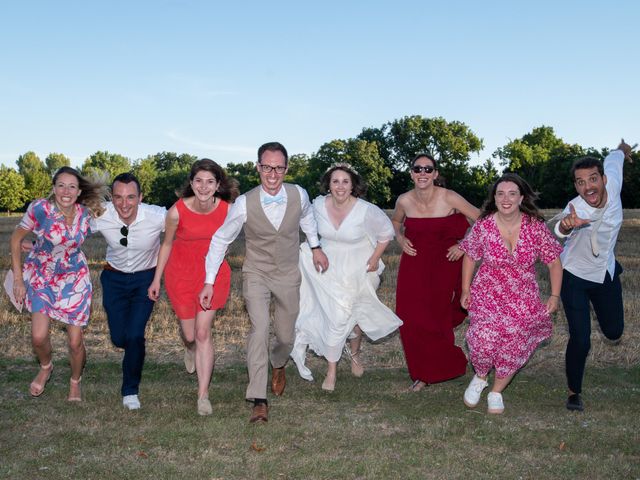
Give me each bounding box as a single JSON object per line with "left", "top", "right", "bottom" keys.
{"left": 204, "top": 185, "right": 320, "bottom": 284}
{"left": 90, "top": 202, "right": 167, "bottom": 273}
{"left": 554, "top": 150, "right": 624, "bottom": 283}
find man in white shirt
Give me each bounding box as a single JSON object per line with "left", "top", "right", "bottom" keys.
{"left": 91, "top": 173, "right": 166, "bottom": 410}
{"left": 199, "top": 142, "right": 329, "bottom": 423}
{"left": 555, "top": 140, "right": 633, "bottom": 411}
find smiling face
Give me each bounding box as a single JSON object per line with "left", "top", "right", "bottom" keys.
{"left": 574, "top": 167, "right": 608, "bottom": 208}
{"left": 410, "top": 156, "right": 438, "bottom": 189}
{"left": 329, "top": 169, "right": 353, "bottom": 202}
{"left": 257, "top": 149, "right": 288, "bottom": 196}
{"left": 53, "top": 172, "right": 81, "bottom": 210}
{"left": 190, "top": 170, "right": 219, "bottom": 202}
{"left": 494, "top": 181, "right": 523, "bottom": 215}
{"left": 112, "top": 180, "right": 142, "bottom": 225}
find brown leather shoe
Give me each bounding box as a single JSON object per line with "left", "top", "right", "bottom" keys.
{"left": 249, "top": 403, "right": 268, "bottom": 423}
{"left": 271, "top": 366, "right": 286, "bottom": 396}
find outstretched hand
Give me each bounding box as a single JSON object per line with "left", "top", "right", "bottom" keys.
{"left": 618, "top": 138, "right": 636, "bottom": 162}
{"left": 559, "top": 203, "right": 591, "bottom": 234}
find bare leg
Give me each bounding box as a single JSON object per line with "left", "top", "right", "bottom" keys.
{"left": 180, "top": 319, "right": 197, "bottom": 374}
{"left": 30, "top": 313, "right": 53, "bottom": 396}
{"left": 322, "top": 361, "right": 337, "bottom": 391}
{"left": 194, "top": 310, "right": 216, "bottom": 400}
{"left": 349, "top": 325, "right": 364, "bottom": 377}
{"left": 66, "top": 324, "right": 85, "bottom": 401}
{"left": 491, "top": 374, "right": 514, "bottom": 393}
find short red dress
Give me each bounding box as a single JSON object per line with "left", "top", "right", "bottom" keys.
{"left": 165, "top": 198, "right": 231, "bottom": 319}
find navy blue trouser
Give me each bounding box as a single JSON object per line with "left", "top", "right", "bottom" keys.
{"left": 101, "top": 268, "right": 156, "bottom": 396}
{"left": 561, "top": 262, "right": 624, "bottom": 394}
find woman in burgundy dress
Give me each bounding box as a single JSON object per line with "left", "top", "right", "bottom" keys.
{"left": 392, "top": 153, "right": 479, "bottom": 391}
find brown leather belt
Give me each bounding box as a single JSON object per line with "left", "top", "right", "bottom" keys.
{"left": 103, "top": 263, "right": 155, "bottom": 274}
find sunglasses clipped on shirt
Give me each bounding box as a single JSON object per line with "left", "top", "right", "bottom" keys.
{"left": 411, "top": 165, "right": 435, "bottom": 174}
{"left": 120, "top": 225, "right": 128, "bottom": 246}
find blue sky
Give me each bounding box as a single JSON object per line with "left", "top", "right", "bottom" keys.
{"left": 1, "top": 0, "right": 638, "bottom": 169}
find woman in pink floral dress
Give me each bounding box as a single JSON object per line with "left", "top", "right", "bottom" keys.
{"left": 459, "top": 173, "right": 562, "bottom": 414}
{"left": 10, "top": 167, "right": 106, "bottom": 402}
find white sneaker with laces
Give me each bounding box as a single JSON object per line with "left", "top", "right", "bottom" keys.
{"left": 487, "top": 392, "right": 504, "bottom": 414}
{"left": 463, "top": 375, "right": 488, "bottom": 408}
{"left": 123, "top": 394, "right": 141, "bottom": 410}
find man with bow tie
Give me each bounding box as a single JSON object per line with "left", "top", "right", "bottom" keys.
{"left": 554, "top": 140, "right": 634, "bottom": 412}
{"left": 199, "top": 141, "right": 329, "bottom": 423}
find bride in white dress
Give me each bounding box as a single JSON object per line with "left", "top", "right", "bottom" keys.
{"left": 290, "top": 163, "right": 402, "bottom": 391}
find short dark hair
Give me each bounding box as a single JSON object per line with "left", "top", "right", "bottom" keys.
{"left": 320, "top": 163, "right": 367, "bottom": 198}
{"left": 480, "top": 172, "right": 544, "bottom": 222}
{"left": 258, "top": 142, "right": 288, "bottom": 166}
{"left": 571, "top": 156, "right": 604, "bottom": 179}
{"left": 180, "top": 158, "right": 239, "bottom": 202}
{"left": 112, "top": 172, "right": 141, "bottom": 194}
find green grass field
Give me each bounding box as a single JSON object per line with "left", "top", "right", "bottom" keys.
{"left": 0, "top": 213, "right": 639, "bottom": 479}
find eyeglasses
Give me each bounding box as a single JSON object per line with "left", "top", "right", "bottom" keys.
{"left": 120, "top": 225, "right": 128, "bottom": 247}
{"left": 258, "top": 164, "right": 286, "bottom": 174}
{"left": 412, "top": 166, "right": 435, "bottom": 174}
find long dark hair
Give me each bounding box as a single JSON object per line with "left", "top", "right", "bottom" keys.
{"left": 179, "top": 158, "right": 239, "bottom": 203}
{"left": 50, "top": 166, "right": 107, "bottom": 217}
{"left": 479, "top": 172, "right": 544, "bottom": 221}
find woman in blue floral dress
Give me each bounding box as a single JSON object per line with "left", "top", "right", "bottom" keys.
{"left": 10, "top": 167, "right": 106, "bottom": 402}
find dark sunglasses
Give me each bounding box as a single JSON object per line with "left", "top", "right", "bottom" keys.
{"left": 412, "top": 165, "right": 435, "bottom": 174}
{"left": 120, "top": 225, "right": 128, "bottom": 247}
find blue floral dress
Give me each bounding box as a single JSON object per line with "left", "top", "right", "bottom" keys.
{"left": 19, "top": 199, "right": 93, "bottom": 326}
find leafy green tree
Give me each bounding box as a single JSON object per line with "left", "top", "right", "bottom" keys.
{"left": 357, "top": 116, "right": 484, "bottom": 201}
{"left": 467, "top": 159, "right": 500, "bottom": 207}
{"left": 131, "top": 156, "right": 159, "bottom": 200}
{"left": 142, "top": 152, "right": 198, "bottom": 207}
{"left": 494, "top": 126, "right": 600, "bottom": 207}
{"left": 306, "top": 139, "right": 393, "bottom": 207}
{"left": 621, "top": 151, "right": 640, "bottom": 208}
{"left": 44, "top": 153, "right": 71, "bottom": 175}
{"left": 150, "top": 152, "right": 197, "bottom": 172}
{"left": 81, "top": 151, "right": 131, "bottom": 182}
{"left": 0, "top": 166, "right": 30, "bottom": 213}
{"left": 225, "top": 161, "right": 260, "bottom": 194}
{"left": 17, "top": 151, "right": 50, "bottom": 200}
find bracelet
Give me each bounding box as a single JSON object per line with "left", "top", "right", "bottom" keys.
{"left": 550, "top": 294, "right": 560, "bottom": 298}
{"left": 310, "top": 245, "right": 322, "bottom": 250}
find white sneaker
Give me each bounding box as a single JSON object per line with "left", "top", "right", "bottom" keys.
{"left": 464, "top": 375, "right": 488, "bottom": 408}
{"left": 487, "top": 392, "right": 504, "bottom": 414}
{"left": 123, "top": 394, "right": 141, "bottom": 410}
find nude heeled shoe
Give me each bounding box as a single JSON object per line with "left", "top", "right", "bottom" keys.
{"left": 67, "top": 377, "right": 82, "bottom": 402}
{"left": 30, "top": 362, "right": 53, "bottom": 397}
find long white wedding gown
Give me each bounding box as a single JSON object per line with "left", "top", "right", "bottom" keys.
{"left": 290, "top": 195, "right": 403, "bottom": 381}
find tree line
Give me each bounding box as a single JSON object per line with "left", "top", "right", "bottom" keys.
{"left": 1, "top": 116, "right": 638, "bottom": 213}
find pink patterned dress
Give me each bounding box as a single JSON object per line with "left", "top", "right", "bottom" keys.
{"left": 458, "top": 214, "right": 562, "bottom": 378}
{"left": 19, "top": 199, "right": 93, "bottom": 326}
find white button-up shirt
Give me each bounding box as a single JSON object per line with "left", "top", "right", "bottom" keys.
{"left": 90, "top": 202, "right": 167, "bottom": 273}
{"left": 554, "top": 150, "right": 624, "bottom": 283}
{"left": 204, "top": 185, "right": 320, "bottom": 284}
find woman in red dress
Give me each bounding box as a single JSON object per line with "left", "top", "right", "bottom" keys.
{"left": 148, "top": 159, "right": 239, "bottom": 415}
{"left": 392, "top": 153, "right": 479, "bottom": 391}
